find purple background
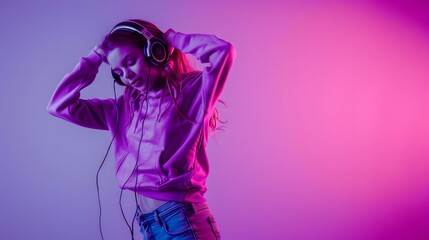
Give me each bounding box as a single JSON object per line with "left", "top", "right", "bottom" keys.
{"left": 1, "top": 0, "right": 429, "bottom": 239}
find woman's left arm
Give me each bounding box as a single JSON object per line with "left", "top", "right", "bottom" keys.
{"left": 164, "top": 29, "right": 236, "bottom": 115}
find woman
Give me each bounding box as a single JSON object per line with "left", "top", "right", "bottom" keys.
{"left": 47, "top": 19, "right": 235, "bottom": 240}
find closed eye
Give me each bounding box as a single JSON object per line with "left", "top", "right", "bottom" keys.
{"left": 112, "top": 53, "right": 135, "bottom": 77}
{"left": 127, "top": 58, "right": 136, "bottom": 66}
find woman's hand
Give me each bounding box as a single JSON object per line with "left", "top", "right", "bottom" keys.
{"left": 163, "top": 29, "right": 176, "bottom": 56}
{"left": 93, "top": 44, "right": 106, "bottom": 62}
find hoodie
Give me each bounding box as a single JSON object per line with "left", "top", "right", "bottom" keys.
{"left": 47, "top": 29, "right": 236, "bottom": 203}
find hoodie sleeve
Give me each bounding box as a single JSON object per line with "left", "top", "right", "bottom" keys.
{"left": 164, "top": 29, "right": 236, "bottom": 115}
{"left": 46, "top": 50, "right": 114, "bottom": 131}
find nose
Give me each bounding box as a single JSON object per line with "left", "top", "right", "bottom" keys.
{"left": 123, "top": 69, "right": 136, "bottom": 83}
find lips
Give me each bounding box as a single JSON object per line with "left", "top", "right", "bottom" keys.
{"left": 131, "top": 77, "right": 142, "bottom": 86}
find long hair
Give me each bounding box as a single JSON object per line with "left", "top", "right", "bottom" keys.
{"left": 100, "top": 19, "right": 225, "bottom": 133}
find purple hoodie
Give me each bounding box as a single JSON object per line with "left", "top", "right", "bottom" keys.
{"left": 47, "top": 29, "right": 236, "bottom": 203}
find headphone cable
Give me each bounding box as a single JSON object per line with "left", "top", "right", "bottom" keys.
{"left": 96, "top": 80, "right": 121, "bottom": 240}
{"left": 119, "top": 64, "right": 151, "bottom": 240}
{"left": 131, "top": 64, "right": 151, "bottom": 236}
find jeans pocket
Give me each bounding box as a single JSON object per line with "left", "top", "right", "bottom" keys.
{"left": 162, "top": 208, "right": 193, "bottom": 236}
{"left": 186, "top": 208, "right": 221, "bottom": 240}
{"left": 207, "top": 215, "right": 221, "bottom": 239}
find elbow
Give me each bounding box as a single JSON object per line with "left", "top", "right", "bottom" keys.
{"left": 222, "top": 42, "right": 236, "bottom": 68}
{"left": 226, "top": 42, "right": 236, "bottom": 56}
{"left": 224, "top": 42, "right": 236, "bottom": 64}
{"left": 46, "top": 99, "right": 61, "bottom": 117}
{"left": 46, "top": 102, "right": 57, "bottom": 116}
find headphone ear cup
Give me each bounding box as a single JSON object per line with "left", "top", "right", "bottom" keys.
{"left": 111, "top": 69, "right": 126, "bottom": 86}
{"left": 145, "top": 38, "right": 169, "bottom": 66}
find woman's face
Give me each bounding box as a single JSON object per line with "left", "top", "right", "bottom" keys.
{"left": 106, "top": 44, "right": 164, "bottom": 92}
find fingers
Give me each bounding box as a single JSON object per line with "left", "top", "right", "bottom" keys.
{"left": 93, "top": 44, "right": 104, "bottom": 57}
{"left": 163, "top": 28, "right": 176, "bottom": 42}
{"left": 93, "top": 44, "right": 108, "bottom": 63}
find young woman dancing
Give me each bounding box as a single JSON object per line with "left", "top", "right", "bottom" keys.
{"left": 47, "top": 19, "right": 236, "bottom": 240}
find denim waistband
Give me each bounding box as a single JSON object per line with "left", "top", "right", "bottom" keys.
{"left": 135, "top": 201, "right": 209, "bottom": 224}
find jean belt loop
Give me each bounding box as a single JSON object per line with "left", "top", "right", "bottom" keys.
{"left": 186, "top": 202, "right": 196, "bottom": 215}
{"left": 154, "top": 209, "right": 163, "bottom": 226}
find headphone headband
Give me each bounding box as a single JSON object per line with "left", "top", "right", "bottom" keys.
{"left": 110, "top": 20, "right": 154, "bottom": 40}
{"left": 109, "top": 19, "right": 169, "bottom": 86}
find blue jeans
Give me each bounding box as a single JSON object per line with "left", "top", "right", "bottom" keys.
{"left": 135, "top": 201, "right": 221, "bottom": 240}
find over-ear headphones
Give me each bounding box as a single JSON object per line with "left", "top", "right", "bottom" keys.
{"left": 109, "top": 20, "right": 169, "bottom": 86}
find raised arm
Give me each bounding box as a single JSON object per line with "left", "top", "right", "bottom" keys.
{"left": 47, "top": 49, "right": 115, "bottom": 131}
{"left": 164, "top": 29, "right": 236, "bottom": 115}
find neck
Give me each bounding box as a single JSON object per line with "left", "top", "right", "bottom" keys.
{"left": 150, "top": 76, "right": 166, "bottom": 92}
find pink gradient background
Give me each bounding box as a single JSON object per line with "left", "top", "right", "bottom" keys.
{"left": 1, "top": 0, "right": 428, "bottom": 239}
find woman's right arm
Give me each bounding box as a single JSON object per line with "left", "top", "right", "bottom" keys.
{"left": 47, "top": 49, "right": 115, "bottom": 131}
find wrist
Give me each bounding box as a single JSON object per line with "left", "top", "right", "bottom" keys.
{"left": 164, "top": 28, "right": 177, "bottom": 43}
{"left": 92, "top": 45, "right": 104, "bottom": 58}
{"left": 83, "top": 50, "right": 103, "bottom": 68}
